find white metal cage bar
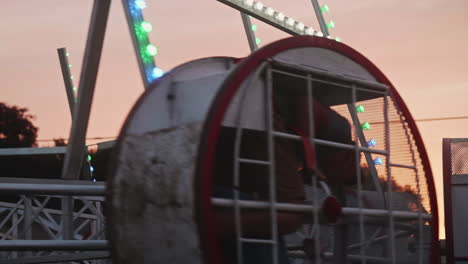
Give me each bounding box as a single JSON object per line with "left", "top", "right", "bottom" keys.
{"left": 266, "top": 66, "right": 279, "bottom": 264}
{"left": 384, "top": 88, "right": 397, "bottom": 264}
{"left": 351, "top": 84, "right": 367, "bottom": 264}
{"left": 211, "top": 59, "right": 432, "bottom": 263}
{"left": 212, "top": 198, "right": 431, "bottom": 219}
{"left": 232, "top": 63, "right": 268, "bottom": 264}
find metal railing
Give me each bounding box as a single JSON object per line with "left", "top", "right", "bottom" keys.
{"left": 0, "top": 179, "right": 108, "bottom": 263}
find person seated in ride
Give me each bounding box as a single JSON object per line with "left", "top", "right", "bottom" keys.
{"left": 213, "top": 95, "right": 356, "bottom": 264}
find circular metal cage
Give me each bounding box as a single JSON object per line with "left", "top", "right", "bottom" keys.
{"left": 108, "top": 36, "right": 439, "bottom": 264}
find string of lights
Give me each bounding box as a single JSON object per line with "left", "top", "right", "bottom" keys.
{"left": 65, "top": 52, "right": 78, "bottom": 97}
{"left": 355, "top": 104, "right": 381, "bottom": 165}
{"left": 250, "top": 17, "right": 261, "bottom": 46}
{"left": 219, "top": 0, "right": 332, "bottom": 38}
{"left": 123, "top": 0, "right": 164, "bottom": 88}
{"left": 318, "top": 3, "right": 341, "bottom": 42}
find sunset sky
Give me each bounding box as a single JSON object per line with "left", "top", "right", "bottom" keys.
{"left": 1, "top": 0, "right": 467, "bottom": 238}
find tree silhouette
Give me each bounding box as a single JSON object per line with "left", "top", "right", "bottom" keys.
{"left": 53, "top": 138, "right": 67, "bottom": 146}
{"left": 0, "top": 103, "right": 38, "bottom": 148}
{"left": 360, "top": 164, "right": 420, "bottom": 204}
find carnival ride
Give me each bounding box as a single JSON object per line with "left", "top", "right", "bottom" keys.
{"left": 0, "top": 0, "right": 442, "bottom": 263}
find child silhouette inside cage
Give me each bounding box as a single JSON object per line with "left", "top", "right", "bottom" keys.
{"left": 212, "top": 82, "right": 357, "bottom": 264}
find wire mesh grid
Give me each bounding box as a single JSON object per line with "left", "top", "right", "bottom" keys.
{"left": 450, "top": 141, "right": 468, "bottom": 175}
{"left": 211, "top": 62, "right": 433, "bottom": 264}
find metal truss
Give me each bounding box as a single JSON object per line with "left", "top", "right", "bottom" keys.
{"left": 0, "top": 179, "right": 108, "bottom": 263}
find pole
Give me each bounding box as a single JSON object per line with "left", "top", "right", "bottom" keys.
{"left": 310, "top": 0, "right": 330, "bottom": 36}
{"left": 240, "top": 13, "right": 258, "bottom": 53}
{"left": 57, "top": 48, "right": 76, "bottom": 116}
{"left": 61, "top": 0, "right": 111, "bottom": 180}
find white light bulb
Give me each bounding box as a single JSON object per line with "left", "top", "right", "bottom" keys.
{"left": 275, "top": 12, "right": 285, "bottom": 22}
{"left": 304, "top": 27, "right": 314, "bottom": 35}
{"left": 295, "top": 22, "right": 305, "bottom": 31}
{"left": 326, "top": 35, "right": 333, "bottom": 39}
{"left": 315, "top": 31, "right": 324, "bottom": 37}
{"left": 253, "top": 1, "right": 264, "bottom": 11}
{"left": 135, "top": 0, "right": 146, "bottom": 9}
{"left": 264, "top": 7, "right": 274, "bottom": 16}
{"left": 243, "top": 0, "right": 254, "bottom": 7}
{"left": 286, "top": 17, "right": 295, "bottom": 27}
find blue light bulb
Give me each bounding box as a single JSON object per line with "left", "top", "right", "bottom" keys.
{"left": 367, "top": 139, "right": 377, "bottom": 148}
{"left": 90, "top": 166, "right": 94, "bottom": 172}
{"left": 93, "top": 179, "right": 97, "bottom": 182}
{"left": 152, "top": 67, "right": 164, "bottom": 79}
{"left": 374, "top": 157, "right": 383, "bottom": 165}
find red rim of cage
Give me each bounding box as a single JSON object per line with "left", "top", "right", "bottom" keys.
{"left": 194, "top": 35, "right": 440, "bottom": 264}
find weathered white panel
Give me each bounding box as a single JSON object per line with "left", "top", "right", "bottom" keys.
{"left": 222, "top": 74, "right": 266, "bottom": 131}
{"left": 173, "top": 73, "right": 229, "bottom": 126}
{"left": 274, "top": 47, "right": 376, "bottom": 82}
{"left": 111, "top": 122, "right": 203, "bottom": 264}
{"left": 127, "top": 57, "right": 234, "bottom": 135}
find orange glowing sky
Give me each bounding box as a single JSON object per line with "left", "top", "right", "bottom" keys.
{"left": 1, "top": 0, "right": 467, "bottom": 238}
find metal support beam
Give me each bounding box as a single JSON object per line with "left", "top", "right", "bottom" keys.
{"left": 347, "top": 103, "right": 386, "bottom": 205}
{"left": 289, "top": 251, "right": 390, "bottom": 264}
{"left": 61, "top": 197, "right": 73, "bottom": 239}
{"left": 310, "top": 0, "right": 330, "bottom": 36}
{"left": 217, "top": 0, "right": 318, "bottom": 36}
{"left": 97, "top": 139, "right": 115, "bottom": 150}
{"left": 0, "top": 251, "right": 110, "bottom": 264}
{"left": 212, "top": 198, "right": 432, "bottom": 219}
{"left": 0, "top": 240, "right": 109, "bottom": 251}
{"left": 22, "top": 195, "right": 32, "bottom": 240}
{"left": 0, "top": 183, "right": 106, "bottom": 196}
{"left": 61, "top": 0, "right": 111, "bottom": 180}
{"left": 0, "top": 147, "right": 67, "bottom": 156}
{"left": 57, "top": 48, "right": 76, "bottom": 116}
{"left": 240, "top": 13, "right": 258, "bottom": 52}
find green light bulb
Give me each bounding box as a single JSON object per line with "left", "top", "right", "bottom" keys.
{"left": 356, "top": 105, "right": 365, "bottom": 113}
{"left": 141, "top": 21, "right": 153, "bottom": 33}
{"left": 326, "top": 21, "right": 335, "bottom": 29}
{"left": 72, "top": 87, "right": 77, "bottom": 92}
{"left": 256, "top": 37, "right": 261, "bottom": 45}
{"left": 320, "top": 4, "right": 329, "bottom": 13}
{"left": 70, "top": 76, "right": 74, "bottom": 80}
{"left": 361, "top": 122, "right": 371, "bottom": 130}
{"left": 68, "top": 64, "right": 72, "bottom": 68}
{"left": 251, "top": 24, "right": 257, "bottom": 31}
{"left": 146, "top": 44, "right": 158, "bottom": 56}
{"left": 66, "top": 52, "right": 70, "bottom": 57}
{"left": 87, "top": 155, "right": 92, "bottom": 161}
{"left": 335, "top": 37, "right": 341, "bottom": 42}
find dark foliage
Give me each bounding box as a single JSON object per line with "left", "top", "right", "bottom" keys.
{"left": 0, "top": 103, "right": 63, "bottom": 179}
{"left": 0, "top": 103, "right": 38, "bottom": 148}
